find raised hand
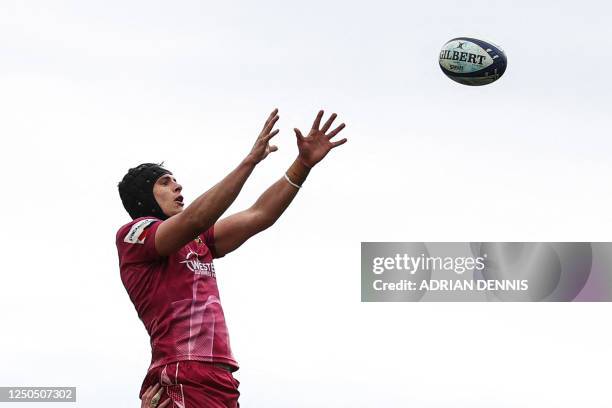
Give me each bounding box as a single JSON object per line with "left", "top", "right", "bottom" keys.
{"left": 247, "top": 108, "right": 280, "bottom": 164}
{"left": 294, "top": 110, "right": 347, "bottom": 168}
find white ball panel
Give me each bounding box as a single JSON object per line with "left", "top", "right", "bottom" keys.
{"left": 439, "top": 40, "right": 493, "bottom": 73}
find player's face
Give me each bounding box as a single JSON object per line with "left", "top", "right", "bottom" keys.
{"left": 153, "top": 174, "right": 184, "bottom": 217}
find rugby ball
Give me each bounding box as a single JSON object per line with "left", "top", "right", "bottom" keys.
{"left": 439, "top": 37, "right": 507, "bottom": 86}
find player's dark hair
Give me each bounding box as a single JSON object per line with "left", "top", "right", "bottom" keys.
{"left": 118, "top": 163, "right": 172, "bottom": 220}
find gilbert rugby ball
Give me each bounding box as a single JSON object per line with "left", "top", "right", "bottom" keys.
{"left": 439, "top": 37, "right": 507, "bottom": 86}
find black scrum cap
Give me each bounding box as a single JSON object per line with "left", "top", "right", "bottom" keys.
{"left": 118, "top": 163, "right": 172, "bottom": 220}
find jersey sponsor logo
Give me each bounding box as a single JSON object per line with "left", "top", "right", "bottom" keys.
{"left": 180, "top": 250, "right": 216, "bottom": 278}
{"left": 124, "top": 219, "right": 156, "bottom": 244}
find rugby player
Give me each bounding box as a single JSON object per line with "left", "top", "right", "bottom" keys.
{"left": 116, "top": 109, "right": 346, "bottom": 407}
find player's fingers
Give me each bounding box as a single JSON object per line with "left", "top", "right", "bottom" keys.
{"left": 263, "top": 115, "right": 279, "bottom": 135}
{"left": 327, "top": 123, "right": 346, "bottom": 139}
{"left": 143, "top": 384, "right": 158, "bottom": 400}
{"left": 331, "top": 138, "right": 347, "bottom": 148}
{"left": 320, "top": 113, "right": 337, "bottom": 133}
{"left": 269, "top": 145, "right": 278, "bottom": 153}
{"left": 311, "top": 110, "right": 324, "bottom": 130}
{"left": 158, "top": 399, "right": 172, "bottom": 408}
{"left": 266, "top": 129, "right": 279, "bottom": 139}
{"left": 158, "top": 398, "right": 172, "bottom": 408}
{"left": 262, "top": 108, "right": 279, "bottom": 131}
{"left": 261, "top": 114, "right": 278, "bottom": 135}
{"left": 294, "top": 128, "right": 305, "bottom": 141}
{"left": 152, "top": 387, "right": 163, "bottom": 401}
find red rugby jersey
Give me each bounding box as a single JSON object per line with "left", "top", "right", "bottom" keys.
{"left": 116, "top": 217, "right": 238, "bottom": 371}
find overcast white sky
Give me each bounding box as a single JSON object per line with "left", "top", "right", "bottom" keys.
{"left": 1, "top": 0, "right": 612, "bottom": 407}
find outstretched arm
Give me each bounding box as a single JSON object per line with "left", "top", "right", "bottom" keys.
{"left": 154, "top": 109, "right": 280, "bottom": 256}
{"left": 214, "top": 110, "right": 347, "bottom": 257}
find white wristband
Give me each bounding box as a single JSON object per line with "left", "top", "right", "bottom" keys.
{"left": 284, "top": 173, "right": 302, "bottom": 189}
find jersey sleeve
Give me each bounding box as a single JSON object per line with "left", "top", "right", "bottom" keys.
{"left": 116, "top": 218, "right": 163, "bottom": 264}
{"left": 203, "top": 225, "right": 223, "bottom": 259}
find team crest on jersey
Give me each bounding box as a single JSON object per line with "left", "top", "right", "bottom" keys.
{"left": 124, "top": 219, "right": 156, "bottom": 244}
